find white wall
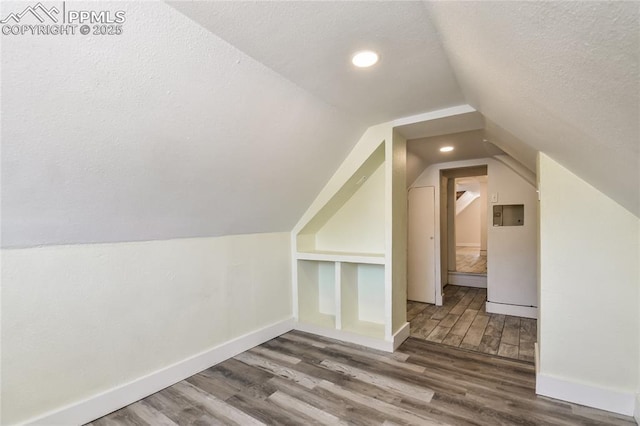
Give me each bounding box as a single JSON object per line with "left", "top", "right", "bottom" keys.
{"left": 455, "top": 197, "right": 481, "bottom": 246}
{"left": 315, "top": 163, "right": 385, "bottom": 254}
{"left": 1, "top": 1, "right": 363, "bottom": 247}
{"left": 412, "top": 157, "right": 537, "bottom": 308}
{"left": 1, "top": 232, "right": 292, "bottom": 425}
{"left": 487, "top": 158, "right": 538, "bottom": 309}
{"left": 537, "top": 153, "right": 639, "bottom": 415}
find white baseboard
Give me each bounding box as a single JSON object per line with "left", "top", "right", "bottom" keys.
{"left": 456, "top": 243, "right": 481, "bottom": 248}
{"left": 295, "top": 321, "right": 409, "bottom": 353}
{"left": 480, "top": 250, "right": 487, "bottom": 256}
{"left": 485, "top": 301, "right": 537, "bottom": 319}
{"left": 448, "top": 272, "right": 487, "bottom": 288}
{"left": 392, "top": 322, "right": 411, "bottom": 350}
{"left": 25, "top": 317, "right": 295, "bottom": 426}
{"left": 536, "top": 373, "right": 635, "bottom": 416}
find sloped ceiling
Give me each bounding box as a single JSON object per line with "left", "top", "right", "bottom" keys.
{"left": 1, "top": 1, "right": 368, "bottom": 247}
{"left": 167, "top": 1, "right": 465, "bottom": 124}
{"left": 1, "top": 1, "right": 465, "bottom": 247}
{"left": 426, "top": 1, "right": 639, "bottom": 216}
{"left": 3, "top": 1, "right": 638, "bottom": 247}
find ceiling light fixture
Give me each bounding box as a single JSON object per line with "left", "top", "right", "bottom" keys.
{"left": 440, "top": 146, "right": 454, "bottom": 152}
{"left": 352, "top": 50, "right": 379, "bottom": 68}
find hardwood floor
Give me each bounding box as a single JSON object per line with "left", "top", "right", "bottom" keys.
{"left": 408, "top": 285, "right": 536, "bottom": 362}
{"left": 455, "top": 247, "right": 487, "bottom": 274}
{"left": 89, "top": 330, "right": 634, "bottom": 425}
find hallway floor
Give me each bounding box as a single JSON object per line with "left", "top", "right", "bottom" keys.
{"left": 408, "top": 285, "right": 536, "bottom": 363}
{"left": 455, "top": 246, "right": 487, "bottom": 274}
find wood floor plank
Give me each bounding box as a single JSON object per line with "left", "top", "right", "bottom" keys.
{"left": 448, "top": 289, "right": 477, "bottom": 315}
{"left": 459, "top": 312, "right": 490, "bottom": 349}
{"left": 266, "top": 376, "right": 383, "bottom": 426}
{"left": 268, "top": 390, "right": 347, "bottom": 425}
{"left": 448, "top": 308, "right": 477, "bottom": 336}
{"left": 484, "top": 314, "right": 505, "bottom": 337}
{"left": 317, "top": 380, "right": 447, "bottom": 425}
{"left": 439, "top": 313, "right": 460, "bottom": 328}
{"left": 441, "top": 332, "right": 464, "bottom": 347}
{"left": 502, "top": 316, "right": 521, "bottom": 345}
{"left": 411, "top": 317, "right": 441, "bottom": 339}
{"left": 325, "top": 341, "right": 426, "bottom": 373}
{"left": 319, "top": 359, "right": 435, "bottom": 402}
{"left": 249, "top": 345, "right": 301, "bottom": 364}
{"left": 477, "top": 334, "right": 501, "bottom": 355}
{"left": 172, "top": 381, "right": 265, "bottom": 426}
{"left": 126, "top": 400, "right": 178, "bottom": 426}
{"left": 498, "top": 342, "right": 519, "bottom": 358}
{"left": 426, "top": 325, "right": 452, "bottom": 343}
{"left": 234, "top": 351, "right": 321, "bottom": 389}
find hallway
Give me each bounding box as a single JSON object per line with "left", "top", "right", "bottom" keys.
{"left": 408, "top": 285, "right": 536, "bottom": 363}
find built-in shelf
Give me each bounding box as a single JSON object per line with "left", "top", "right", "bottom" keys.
{"left": 296, "top": 250, "right": 385, "bottom": 265}
{"left": 292, "top": 131, "right": 410, "bottom": 352}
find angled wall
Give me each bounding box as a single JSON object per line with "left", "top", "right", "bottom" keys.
{"left": 537, "top": 153, "right": 639, "bottom": 415}
{"left": 1, "top": 1, "right": 363, "bottom": 248}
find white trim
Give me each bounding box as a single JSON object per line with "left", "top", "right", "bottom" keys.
{"left": 392, "top": 104, "right": 476, "bottom": 127}
{"left": 485, "top": 301, "right": 537, "bottom": 319}
{"left": 536, "top": 373, "right": 635, "bottom": 416}
{"left": 448, "top": 272, "right": 487, "bottom": 288}
{"left": 392, "top": 322, "right": 411, "bottom": 350}
{"left": 296, "top": 251, "right": 385, "bottom": 265}
{"left": 295, "top": 321, "right": 408, "bottom": 353}
{"left": 455, "top": 243, "right": 481, "bottom": 247}
{"left": 25, "top": 318, "right": 295, "bottom": 426}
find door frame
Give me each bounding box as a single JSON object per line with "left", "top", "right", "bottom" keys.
{"left": 439, "top": 166, "right": 488, "bottom": 303}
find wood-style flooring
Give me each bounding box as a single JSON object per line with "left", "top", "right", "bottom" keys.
{"left": 455, "top": 247, "right": 487, "bottom": 274}
{"left": 89, "top": 330, "right": 634, "bottom": 425}
{"left": 409, "top": 285, "right": 536, "bottom": 362}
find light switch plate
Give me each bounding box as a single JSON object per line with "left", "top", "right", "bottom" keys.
{"left": 491, "top": 193, "right": 498, "bottom": 203}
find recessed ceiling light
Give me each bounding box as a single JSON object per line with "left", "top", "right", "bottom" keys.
{"left": 352, "top": 50, "right": 379, "bottom": 68}
{"left": 440, "top": 146, "right": 454, "bottom": 152}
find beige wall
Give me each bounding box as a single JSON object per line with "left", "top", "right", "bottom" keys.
{"left": 455, "top": 197, "right": 481, "bottom": 246}
{"left": 315, "top": 163, "right": 385, "bottom": 253}
{"left": 538, "top": 153, "right": 638, "bottom": 408}
{"left": 1, "top": 233, "right": 292, "bottom": 424}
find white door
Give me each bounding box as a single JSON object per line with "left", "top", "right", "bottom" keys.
{"left": 407, "top": 186, "right": 436, "bottom": 303}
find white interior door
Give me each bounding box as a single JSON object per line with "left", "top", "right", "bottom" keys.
{"left": 407, "top": 186, "right": 436, "bottom": 303}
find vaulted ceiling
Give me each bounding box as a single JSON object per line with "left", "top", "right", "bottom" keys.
{"left": 2, "top": 1, "right": 638, "bottom": 247}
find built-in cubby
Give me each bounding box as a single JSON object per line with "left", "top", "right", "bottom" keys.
{"left": 340, "top": 262, "right": 385, "bottom": 338}
{"left": 297, "top": 260, "right": 336, "bottom": 329}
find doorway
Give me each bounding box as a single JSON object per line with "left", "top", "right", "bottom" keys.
{"left": 450, "top": 175, "right": 488, "bottom": 285}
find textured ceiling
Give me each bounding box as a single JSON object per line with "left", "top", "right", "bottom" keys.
{"left": 167, "top": 1, "right": 465, "bottom": 124}
{"left": 426, "top": 1, "right": 640, "bottom": 216}
{"left": 2, "top": 1, "right": 639, "bottom": 247}
{"left": 1, "top": 1, "right": 365, "bottom": 247}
